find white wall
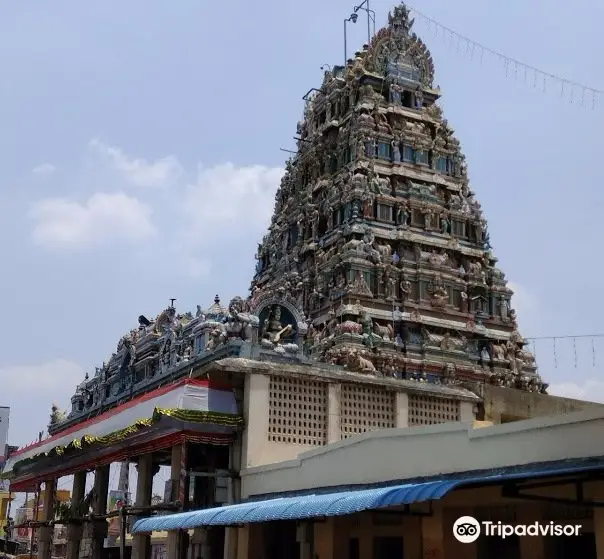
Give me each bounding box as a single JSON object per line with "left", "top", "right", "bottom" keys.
{"left": 241, "top": 407, "right": 604, "bottom": 498}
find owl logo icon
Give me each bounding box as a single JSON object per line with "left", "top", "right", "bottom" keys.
{"left": 453, "top": 516, "right": 481, "bottom": 543}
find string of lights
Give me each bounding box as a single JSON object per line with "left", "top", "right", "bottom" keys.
{"left": 316, "top": 261, "right": 604, "bottom": 368}
{"left": 403, "top": 4, "right": 603, "bottom": 109}
{"left": 357, "top": 2, "right": 603, "bottom": 109}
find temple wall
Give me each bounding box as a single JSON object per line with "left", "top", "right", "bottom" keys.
{"left": 241, "top": 370, "right": 476, "bottom": 469}
{"left": 476, "top": 384, "right": 604, "bottom": 424}
{"left": 240, "top": 407, "right": 604, "bottom": 499}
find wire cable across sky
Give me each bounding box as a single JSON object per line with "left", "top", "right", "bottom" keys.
{"left": 360, "top": 1, "right": 604, "bottom": 109}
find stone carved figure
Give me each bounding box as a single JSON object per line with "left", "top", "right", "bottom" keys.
{"left": 385, "top": 276, "right": 397, "bottom": 300}
{"left": 368, "top": 168, "right": 381, "bottom": 195}
{"left": 261, "top": 305, "right": 294, "bottom": 345}
{"left": 499, "top": 298, "right": 509, "bottom": 321}
{"left": 400, "top": 279, "right": 411, "bottom": 300}
{"left": 430, "top": 279, "right": 448, "bottom": 307}
{"left": 373, "top": 321, "right": 394, "bottom": 341}
{"left": 349, "top": 270, "right": 373, "bottom": 296}
{"left": 346, "top": 349, "right": 377, "bottom": 373}
{"left": 391, "top": 139, "right": 401, "bottom": 162}
{"left": 206, "top": 327, "right": 227, "bottom": 351}
{"left": 460, "top": 288, "right": 469, "bottom": 312}
{"left": 396, "top": 203, "right": 409, "bottom": 226}
{"left": 423, "top": 208, "right": 434, "bottom": 230}
{"left": 491, "top": 342, "right": 506, "bottom": 360}
{"left": 389, "top": 82, "right": 402, "bottom": 105}
{"left": 225, "top": 296, "right": 256, "bottom": 341}
{"left": 358, "top": 310, "right": 382, "bottom": 348}
{"left": 153, "top": 307, "right": 176, "bottom": 335}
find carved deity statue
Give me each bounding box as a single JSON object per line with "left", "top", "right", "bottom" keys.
{"left": 460, "top": 289, "right": 469, "bottom": 313}
{"left": 396, "top": 203, "right": 409, "bottom": 226}
{"left": 389, "top": 82, "right": 402, "bottom": 105}
{"left": 423, "top": 208, "right": 434, "bottom": 230}
{"left": 385, "top": 276, "right": 397, "bottom": 300}
{"left": 400, "top": 279, "right": 411, "bottom": 300}
{"left": 368, "top": 168, "right": 381, "bottom": 195}
{"left": 262, "top": 305, "right": 293, "bottom": 344}
{"left": 496, "top": 297, "right": 508, "bottom": 320}
{"left": 391, "top": 138, "right": 401, "bottom": 162}
{"left": 225, "top": 296, "right": 255, "bottom": 341}
{"left": 358, "top": 310, "right": 382, "bottom": 349}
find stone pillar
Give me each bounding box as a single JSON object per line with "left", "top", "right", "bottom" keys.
{"left": 443, "top": 507, "right": 477, "bottom": 559}
{"left": 167, "top": 444, "right": 186, "bottom": 559}
{"left": 518, "top": 504, "right": 545, "bottom": 559}
{"left": 314, "top": 519, "right": 335, "bottom": 559}
{"left": 80, "top": 465, "right": 110, "bottom": 559}
{"left": 596, "top": 507, "right": 604, "bottom": 559}
{"left": 92, "top": 465, "right": 110, "bottom": 559}
{"left": 591, "top": 481, "right": 604, "bottom": 558}
{"left": 236, "top": 525, "right": 263, "bottom": 559}
{"left": 241, "top": 375, "right": 270, "bottom": 469}
{"left": 224, "top": 439, "right": 241, "bottom": 559}
{"left": 37, "top": 479, "right": 56, "bottom": 559}
{"left": 422, "top": 503, "right": 445, "bottom": 559}
{"left": 327, "top": 384, "right": 342, "bottom": 443}
{"left": 66, "top": 471, "right": 86, "bottom": 559}
{"left": 191, "top": 528, "right": 211, "bottom": 559}
{"left": 297, "top": 521, "right": 312, "bottom": 559}
{"left": 132, "top": 454, "right": 154, "bottom": 559}
{"left": 395, "top": 392, "right": 408, "bottom": 428}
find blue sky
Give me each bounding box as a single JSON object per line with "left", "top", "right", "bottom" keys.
{"left": 1, "top": 0, "right": 604, "bottom": 452}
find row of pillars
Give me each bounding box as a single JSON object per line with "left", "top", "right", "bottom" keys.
{"left": 36, "top": 446, "right": 184, "bottom": 559}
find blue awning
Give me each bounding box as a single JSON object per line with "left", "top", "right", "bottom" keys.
{"left": 132, "top": 458, "right": 604, "bottom": 533}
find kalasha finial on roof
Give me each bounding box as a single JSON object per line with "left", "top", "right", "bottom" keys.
{"left": 388, "top": 3, "right": 414, "bottom": 34}
{"left": 214, "top": 295, "right": 220, "bottom": 304}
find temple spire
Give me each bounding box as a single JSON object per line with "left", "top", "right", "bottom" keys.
{"left": 249, "top": 3, "right": 544, "bottom": 393}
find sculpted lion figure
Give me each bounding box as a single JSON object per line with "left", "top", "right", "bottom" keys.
{"left": 153, "top": 307, "right": 176, "bottom": 334}
{"left": 346, "top": 349, "right": 377, "bottom": 373}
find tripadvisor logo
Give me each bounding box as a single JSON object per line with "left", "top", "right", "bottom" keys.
{"left": 453, "top": 516, "right": 582, "bottom": 543}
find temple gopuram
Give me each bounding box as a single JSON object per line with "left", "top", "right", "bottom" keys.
{"left": 251, "top": 5, "right": 539, "bottom": 391}
{"left": 2, "top": 5, "right": 599, "bottom": 559}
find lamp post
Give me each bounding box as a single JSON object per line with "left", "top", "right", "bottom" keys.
{"left": 353, "top": 0, "right": 376, "bottom": 44}
{"left": 344, "top": 13, "right": 358, "bottom": 66}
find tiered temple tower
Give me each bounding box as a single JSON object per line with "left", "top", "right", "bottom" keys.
{"left": 250, "top": 4, "right": 545, "bottom": 393}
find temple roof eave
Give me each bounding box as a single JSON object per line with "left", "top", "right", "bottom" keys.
{"left": 4, "top": 413, "right": 242, "bottom": 486}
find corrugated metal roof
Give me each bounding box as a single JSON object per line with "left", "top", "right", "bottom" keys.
{"left": 131, "top": 458, "right": 604, "bottom": 533}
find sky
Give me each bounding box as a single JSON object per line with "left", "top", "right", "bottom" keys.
{"left": 1, "top": 0, "right": 604, "bottom": 490}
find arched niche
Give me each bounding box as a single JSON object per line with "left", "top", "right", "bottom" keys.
{"left": 256, "top": 299, "right": 304, "bottom": 345}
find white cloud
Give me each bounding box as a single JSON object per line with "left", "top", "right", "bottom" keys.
{"left": 548, "top": 380, "right": 604, "bottom": 403}
{"left": 89, "top": 138, "right": 183, "bottom": 188}
{"left": 0, "top": 359, "right": 85, "bottom": 446}
{"left": 26, "top": 140, "right": 283, "bottom": 273}
{"left": 182, "top": 162, "right": 283, "bottom": 242}
{"left": 29, "top": 192, "right": 156, "bottom": 250}
{"left": 31, "top": 163, "right": 56, "bottom": 177}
